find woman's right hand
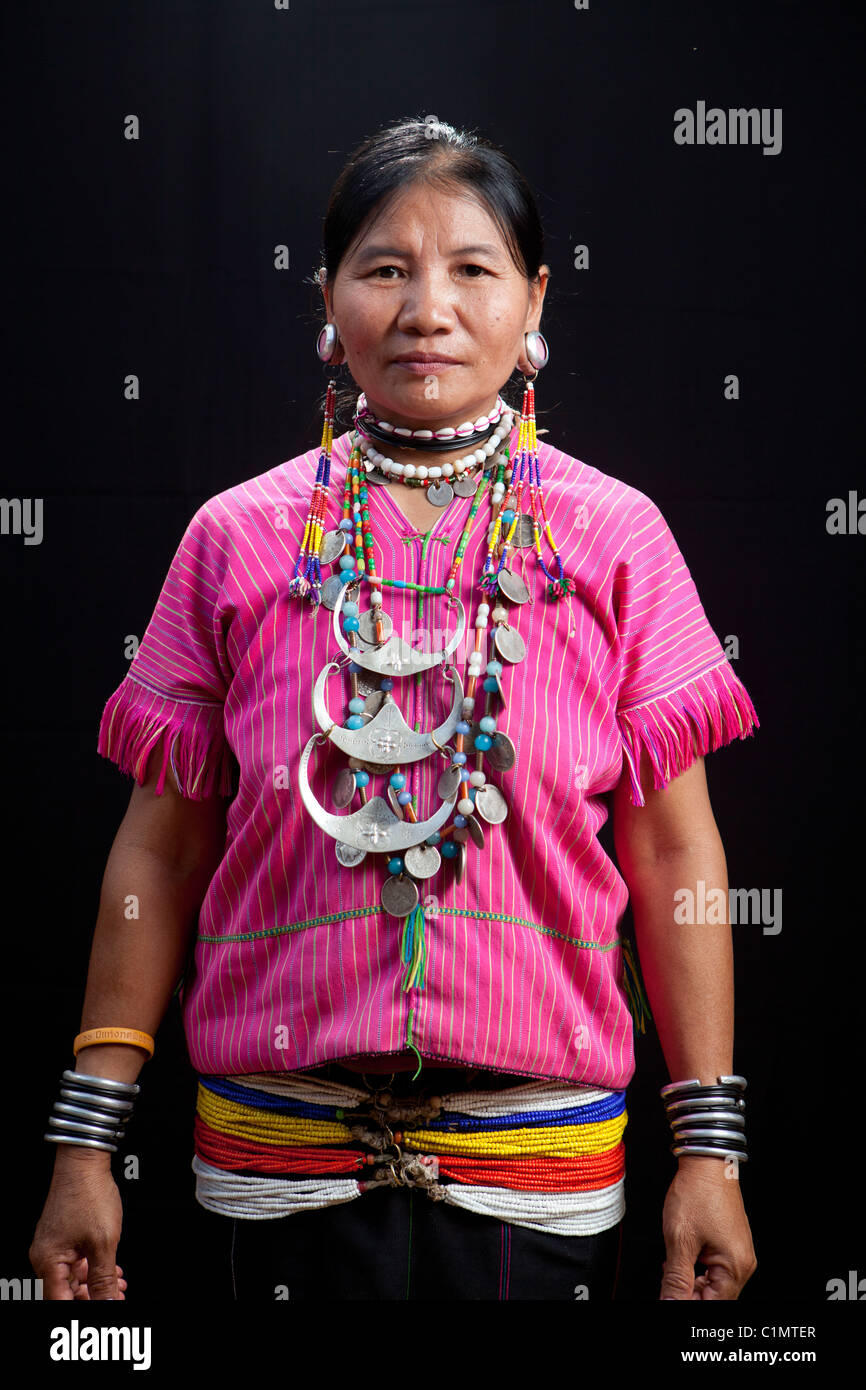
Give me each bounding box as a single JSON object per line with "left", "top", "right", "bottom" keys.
{"left": 29, "top": 1149, "right": 128, "bottom": 1300}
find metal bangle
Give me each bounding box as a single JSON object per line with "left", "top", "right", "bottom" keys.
{"left": 59, "top": 1087, "right": 135, "bottom": 1113}
{"left": 661, "top": 1075, "right": 747, "bottom": 1100}
{"left": 51, "top": 1103, "right": 129, "bottom": 1130}
{"left": 665, "top": 1094, "right": 746, "bottom": 1115}
{"left": 672, "top": 1143, "right": 748, "bottom": 1162}
{"left": 47, "top": 1117, "right": 123, "bottom": 1140}
{"left": 672, "top": 1127, "right": 749, "bottom": 1144}
{"left": 62, "top": 1068, "right": 140, "bottom": 1096}
{"left": 669, "top": 1111, "right": 746, "bottom": 1129}
{"left": 44, "top": 1133, "right": 118, "bottom": 1153}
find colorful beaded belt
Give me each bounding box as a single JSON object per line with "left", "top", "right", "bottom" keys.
{"left": 192, "top": 1069, "right": 628, "bottom": 1236}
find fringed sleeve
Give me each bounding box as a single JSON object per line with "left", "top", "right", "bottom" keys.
{"left": 614, "top": 496, "right": 760, "bottom": 808}
{"left": 96, "top": 502, "right": 237, "bottom": 801}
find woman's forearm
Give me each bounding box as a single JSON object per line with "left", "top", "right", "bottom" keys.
{"left": 628, "top": 839, "right": 734, "bottom": 1086}
{"left": 52, "top": 836, "right": 215, "bottom": 1168}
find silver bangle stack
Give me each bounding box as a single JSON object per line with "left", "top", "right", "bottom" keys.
{"left": 661, "top": 1073, "right": 748, "bottom": 1163}
{"left": 44, "top": 1069, "right": 140, "bottom": 1153}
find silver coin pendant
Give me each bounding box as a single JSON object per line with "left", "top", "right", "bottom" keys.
{"left": 381, "top": 875, "right": 420, "bottom": 918}
{"left": 474, "top": 783, "right": 508, "bottom": 825}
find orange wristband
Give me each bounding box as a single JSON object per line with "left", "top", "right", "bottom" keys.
{"left": 73, "top": 1028, "right": 155, "bottom": 1058}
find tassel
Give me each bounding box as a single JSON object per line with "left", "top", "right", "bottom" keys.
{"left": 621, "top": 936, "right": 652, "bottom": 1036}
{"left": 400, "top": 900, "right": 427, "bottom": 991}
{"left": 405, "top": 1006, "right": 423, "bottom": 1080}
{"left": 617, "top": 659, "right": 760, "bottom": 809}
{"left": 97, "top": 678, "right": 235, "bottom": 800}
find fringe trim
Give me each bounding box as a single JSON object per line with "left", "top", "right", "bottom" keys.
{"left": 617, "top": 659, "right": 760, "bottom": 808}
{"left": 97, "top": 675, "right": 235, "bottom": 800}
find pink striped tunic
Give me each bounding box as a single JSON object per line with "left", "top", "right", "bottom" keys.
{"left": 97, "top": 427, "right": 759, "bottom": 1087}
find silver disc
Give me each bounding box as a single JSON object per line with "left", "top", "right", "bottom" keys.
{"left": 364, "top": 467, "right": 391, "bottom": 486}
{"left": 336, "top": 842, "right": 367, "bottom": 868}
{"left": 514, "top": 513, "right": 537, "bottom": 548}
{"left": 318, "top": 529, "right": 348, "bottom": 565}
{"left": 438, "top": 764, "right": 463, "bottom": 799}
{"left": 497, "top": 568, "right": 531, "bottom": 604}
{"left": 426, "top": 481, "right": 454, "bottom": 507}
{"left": 331, "top": 768, "right": 357, "bottom": 808}
{"left": 362, "top": 689, "right": 386, "bottom": 717}
{"left": 455, "top": 841, "right": 468, "bottom": 883}
{"left": 321, "top": 574, "right": 349, "bottom": 610}
{"left": 474, "top": 783, "right": 508, "bottom": 825}
{"left": 381, "top": 875, "right": 420, "bottom": 918}
{"left": 494, "top": 625, "right": 527, "bottom": 663}
{"left": 466, "top": 814, "right": 485, "bottom": 849}
{"left": 404, "top": 844, "right": 441, "bottom": 879}
{"left": 357, "top": 609, "right": 393, "bottom": 644}
{"left": 387, "top": 785, "right": 405, "bottom": 819}
{"left": 453, "top": 474, "right": 481, "bottom": 498}
{"left": 486, "top": 732, "right": 516, "bottom": 772}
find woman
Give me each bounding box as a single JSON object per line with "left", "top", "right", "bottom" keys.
{"left": 30, "top": 116, "right": 759, "bottom": 1302}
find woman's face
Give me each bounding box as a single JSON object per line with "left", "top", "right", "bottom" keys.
{"left": 322, "top": 182, "right": 548, "bottom": 464}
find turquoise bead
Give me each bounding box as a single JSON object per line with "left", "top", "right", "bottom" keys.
{"left": 483, "top": 677, "right": 498, "bottom": 692}
{"left": 475, "top": 733, "right": 492, "bottom": 751}
{"left": 354, "top": 770, "right": 370, "bottom": 787}
{"left": 345, "top": 716, "right": 364, "bottom": 730}
{"left": 390, "top": 773, "right": 406, "bottom": 790}
{"left": 388, "top": 857, "right": 404, "bottom": 875}
{"left": 343, "top": 616, "right": 360, "bottom": 632}
{"left": 441, "top": 842, "right": 458, "bottom": 859}
{"left": 338, "top": 556, "right": 355, "bottom": 571}
{"left": 343, "top": 600, "right": 359, "bottom": 617}
{"left": 501, "top": 509, "right": 515, "bottom": 525}
{"left": 425, "top": 832, "right": 441, "bottom": 846}
{"left": 479, "top": 715, "right": 497, "bottom": 734}
{"left": 348, "top": 697, "right": 366, "bottom": 714}
{"left": 486, "top": 660, "right": 503, "bottom": 676}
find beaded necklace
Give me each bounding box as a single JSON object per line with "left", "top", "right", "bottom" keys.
{"left": 289, "top": 377, "right": 577, "bottom": 998}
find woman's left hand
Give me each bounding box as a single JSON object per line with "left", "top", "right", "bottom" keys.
{"left": 659, "top": 1156, "right": 757, "bottom": 1299}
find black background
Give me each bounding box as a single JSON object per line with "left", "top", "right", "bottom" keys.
{"left": 2, "top": 0, "right": 863, "bottom": 1323}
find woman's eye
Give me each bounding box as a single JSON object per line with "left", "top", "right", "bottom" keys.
{"left": 461, "top": 264, "right": 488, "bottom": 277}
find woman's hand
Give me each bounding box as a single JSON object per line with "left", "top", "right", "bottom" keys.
{"left": 659, "top": 1156, "right": 757, "bottom": 1299}
{"left": 29, "top": 1151, "right": 128, "bottom": 1300}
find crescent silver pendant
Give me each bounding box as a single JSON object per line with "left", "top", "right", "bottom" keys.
{"left": 298, "top": 736, "right": 458, "bottom": 851}
{"left": 332, "top": 580, "right": 466, "bottom": 674}
{"left": 313, "top": 662, "right": 464, "bottom": 763}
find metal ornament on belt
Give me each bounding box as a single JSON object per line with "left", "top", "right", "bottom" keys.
{"left": 313, "top": 662, "right": 464, "bottom": 763}
{"left": 298, "top": 736, "right": 458, "bottom": 852}
{"left": 332, "top": 580, "right": 467, "bottom": 675}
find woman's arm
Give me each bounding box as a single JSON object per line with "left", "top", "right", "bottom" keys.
{"left": 611, "top": 747, "right": 757, "bottom": 1300}
{"left": 30, "top": 734, "right": 229, "bottom": 1300}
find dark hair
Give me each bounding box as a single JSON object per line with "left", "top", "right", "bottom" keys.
{"left": 309, "top": 115, "right": 546, "bottom": 426}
